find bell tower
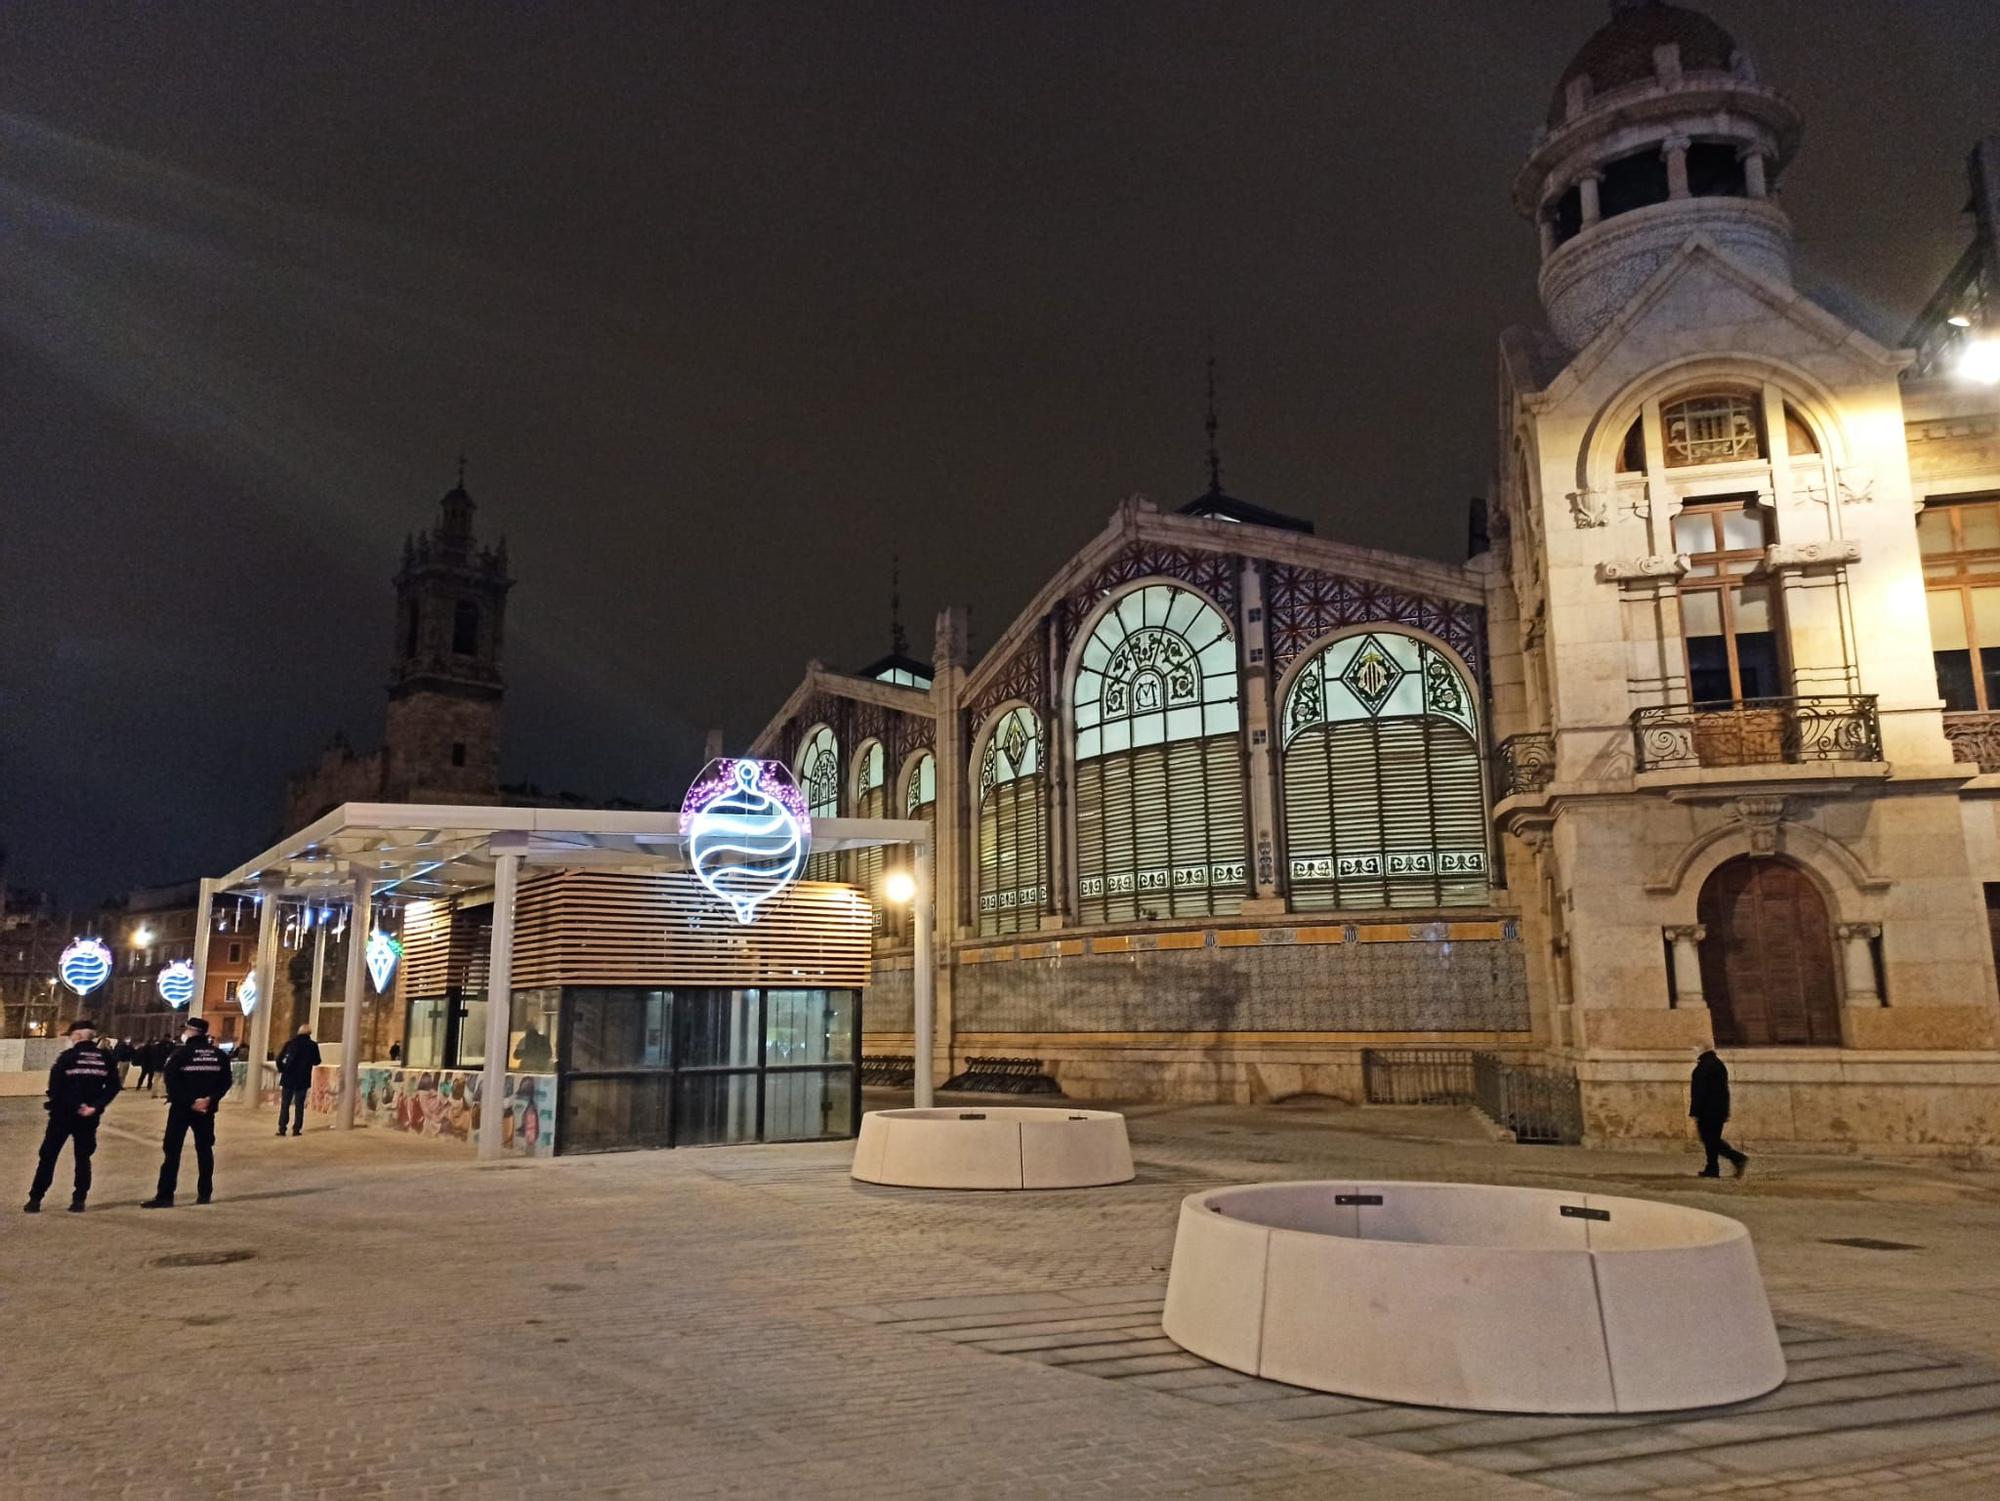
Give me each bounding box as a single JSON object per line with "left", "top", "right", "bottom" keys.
{"left": 384, "top": 461, "right": 513, "bottom": 803}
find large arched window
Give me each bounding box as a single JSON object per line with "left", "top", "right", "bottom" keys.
{"left": 899, "top": 751, "right": 937, "bottom": 943}
{"left": 1072, "top": 584, "right": 1245, "bottom": 924}
{"left": 853, "top": 741, "right": 887, "bottom": 929}
{"left": 976, "top": 707, "right": 1046, "bottom": 936}
{"left": 798, "top": 725, "right": 839, "bottom": 882}
{"left": 1281, "top": 631, "right": 1486, "bottom": 910}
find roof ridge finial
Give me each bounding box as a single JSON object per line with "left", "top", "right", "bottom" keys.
{"left": 455, "top": 450, "right": 468, "bottom": 490}
{"left": 889, "top": 552, "right": 908, "bottom": 657}
{"left": 1203, "top": 339, "right": 1224, "bottom": 498}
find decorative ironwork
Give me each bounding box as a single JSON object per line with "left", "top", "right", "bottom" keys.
{"left": 964, "top": 634, "right": 1046, "bottom": 724}
{"left": 1056, "top": 543, "right": 1239, "bottom": 653}
{"left": 1944, "top": 711, "right": 2000, "bottom": 773}
{"left": 1631, "top": 696, "right": 1881, "bottom": 772}
{"left": 1264, "top": 563, "right": 1482, "bottom": 678}
{"left": 1492, "top": 733, "right": 1556, "bottom": 797}
{"left": 1663, "top": 393, "right": 1761, "bottom": 466}
{"left": 1471, "top": 1053, "right": 1583, "bottom": 1146}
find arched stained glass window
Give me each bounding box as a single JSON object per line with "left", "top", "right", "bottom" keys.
{"left": 798, "top": 725, "right": 839, "bottom": 882}
{"left": 852, "top": 741, "right": 888, "bottom": 929}
{"left": 1072, "top": 584, "right": 1245, "bottom": 923}
{"left": 976, "top": 707, "right": 1046, "bottom": 936}
{"left": 1280, "top": 632, "right": 1487, "bottom": 910}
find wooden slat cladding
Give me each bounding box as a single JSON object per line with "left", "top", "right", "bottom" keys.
{"left": 511, "top": 870, "right": 873, "bottom": 989}
{"left": 403, "top": 900, "right": 456, "bottom": 997}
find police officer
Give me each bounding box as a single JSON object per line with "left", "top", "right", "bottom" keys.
{"left": 142, "top": 1016, "right": 233, "bottom": 1208}
{"left": 24, "top": 1018, "right": 122, "bottom": 1214}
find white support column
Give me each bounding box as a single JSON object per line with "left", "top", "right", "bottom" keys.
{"left": 1740, "top": 147, "right": 1768, "bottom": 199}
{"left": 1837, "top": 922, "right": 1882, "bottom": 1005}
{"left": 913, "top": 833, "right": 935, "bottom": 1109}
{"left": 1663, "top": 135, "right": 1691, "bottom": 199}
{"left": 307, "top": 921, "right": 328, "bottom": 1038}
{"left": 1579, "top": 171, "right": 1602, "bottom": 227}
{"left": 478, "top": 853, "right": 520, "bottom": 1161}
{"left": 188, "top": 877, "right": 214, "bottom": 1023}
{"left": 337, "top": 878, "right": 371, "bottom": 1131}
{"left": 1664, "top": 925, "right": 1707, "bottom": 1008}
{"left": 245, "top": 890, "right": 279, "bottom": 1110}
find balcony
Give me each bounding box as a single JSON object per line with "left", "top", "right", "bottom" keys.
{"left": 1631, "top": 696, "right": 1881, "bottom": 772}
{"left": 1945, "top": 711, "right": 2000, "bottom": 773}
{"left": 1492, "top": 733, "right": 1556, "bottom": 797}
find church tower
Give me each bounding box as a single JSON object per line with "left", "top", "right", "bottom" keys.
{"left": 383, "top": 464, "right": 512, "bottom": 803}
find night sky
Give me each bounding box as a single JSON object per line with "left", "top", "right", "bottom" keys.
{"left": 2, "top": 1, "right": 1994, "bottom": 903}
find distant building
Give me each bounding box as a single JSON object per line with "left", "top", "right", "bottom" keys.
{"left": 285, "top": 466, "right": 513, "bottom": 829}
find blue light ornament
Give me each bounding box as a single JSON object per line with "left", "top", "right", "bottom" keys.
{"left": 157, "top": 959, "right": 196, "bottom": 1008}
{"left": 682, "top": 758, "right": 811, "bottom": 924}
{"left": 59, "top": 938, "right": 113, "bottom": 997}
{"left": 365, "top": 930, "right": 401, "bottom": 992}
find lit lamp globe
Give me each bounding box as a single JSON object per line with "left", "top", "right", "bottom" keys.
{"left": 883, "top": 869, "right": 917, "bottom": 906}
{"left": 1960, "top": 338, "right": 2000, "bottom": 386}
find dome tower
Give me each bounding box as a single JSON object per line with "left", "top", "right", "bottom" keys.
{"left": 1515, "top": 0, "right": 1801, "bottom": 351}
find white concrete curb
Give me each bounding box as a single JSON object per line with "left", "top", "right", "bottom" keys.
{"left": 850, "top": 1106, "right": 1135, "bottom": 1189}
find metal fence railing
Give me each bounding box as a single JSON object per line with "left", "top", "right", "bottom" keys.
{"left": 859, "top": 1054, "right": 915, "bottom": 1087}
{"left": 1471, "top": 1052, "right": 1584, "bottom": 1145}
{"left": 941, "top": 1056, "right": 1062, "bottom": 1095}
{"left": 1361, "top": 1047, "right": 1475, "bottom": 1105}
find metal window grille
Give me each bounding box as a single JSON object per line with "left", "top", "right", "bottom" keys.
{"left": 1663, "top": 393, "right": 1762, "bottom": 466}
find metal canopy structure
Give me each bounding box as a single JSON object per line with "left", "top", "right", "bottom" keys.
{"left": 197, "top": 802, "right": 937, "bottom": 1156}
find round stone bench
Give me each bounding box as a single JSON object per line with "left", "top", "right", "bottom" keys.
{"left": 850, "top": 1107, "right": 1134, "bottom": 1190}
{"left": 1162, "top": 1179, "right": 1785, "bottom": 1414}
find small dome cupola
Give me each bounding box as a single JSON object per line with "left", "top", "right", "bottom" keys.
{"left": 1514, "top": 0, "right": 1803, "bottom": 350}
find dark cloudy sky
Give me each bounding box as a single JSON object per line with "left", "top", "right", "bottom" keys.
{"left": 2, "top": 0, "right": 1994, "bottom": 903}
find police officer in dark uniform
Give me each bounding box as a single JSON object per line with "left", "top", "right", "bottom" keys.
{"left": 24, "top": 1018, "right": 122, "bottom": 1214}
{"left": 142, "top": 1016, "right": 233, "bottom": 1208}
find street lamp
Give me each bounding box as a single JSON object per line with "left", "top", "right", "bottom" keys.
{"left": 883, "top": 869, "right": 917, "bottom": 906}
{"left": 1959, "top": 337, "right": 2000, "bottom": 386}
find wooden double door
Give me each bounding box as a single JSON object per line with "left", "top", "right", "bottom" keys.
{"left": 1696, "top": 857, "right": 1842, "bottom": 1046}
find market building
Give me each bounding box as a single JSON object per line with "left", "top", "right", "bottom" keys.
{"left": 746, "top": 1, "right": 2000, "bottom": 1151}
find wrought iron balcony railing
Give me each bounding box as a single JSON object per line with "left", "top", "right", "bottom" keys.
{"left": 1944, "top": 710, "right": 2000, "bottom": 773}
{"left": 1492, "top": 733, "right": 1556, "bottom": 797}
{"left": 1631, "top": 695, "right": 1881, "bottom": 772}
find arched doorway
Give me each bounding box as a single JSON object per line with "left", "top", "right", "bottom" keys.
{"left": 1695, "top": 857, "right": 1841, "bottom": 1046}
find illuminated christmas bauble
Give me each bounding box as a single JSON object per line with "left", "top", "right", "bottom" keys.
{"left": 59, "top": 939, "right": 113, "bottom": 997}
{"left": 157, "top": 959, "right": 196, "bottom": 1008}
{"left": 682, "top": 758, "right": 811, "bottom": 924}
{"left": 366, "top": 930, "right": 402, "bottom": 993}
{"left": 238, "top": 967, "right": 260, "bottom": 1015}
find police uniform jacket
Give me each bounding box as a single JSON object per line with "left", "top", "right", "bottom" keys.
{"left": 163, "top": 1037, "right": 233, "bottom": 1110}
{"left": 46, "top": 1041, "right": 122, "bottom": 1115}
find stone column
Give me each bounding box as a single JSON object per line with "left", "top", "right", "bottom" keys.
{"left": 477, "top": 853, "right": 520, "bottom": 1160}
{"left": 1579, "top": 171, "right": 1602, "bottom": 228}
{"left": 1042, "top": 618, "right": 1069, "bottom": 924}
{"left": 244, "top": 891, "right": 279, "bottom": 1112}
{"left": 1239, "top": 559, "right": 1283, "bottom": 912}
{"left": 1664, "top": 924, "right": 1707, "bottom": 1008}
{"left": 336, "top": 877, "right": 371, "bottom": 1131}
{"left": 1663, "top": 135, "right": 1691, "bottom": 199}
{"left": 1836, "top": 922, "right": 1882, "bottom": 1005}
{"left": 929, "top": 606, "right": 969, "bottom": 1087}
{"left": 1538, "top": 217, "right": 1556, "bottom": 258}
{"left": 1740, "top": 147, "right": 1768, "bottom": 199}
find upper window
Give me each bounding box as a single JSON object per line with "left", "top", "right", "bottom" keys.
{"left": 797, "top": 725, "right": 839, "bottom": 881}
{"left": 1280, "top": 632, "right": 1486, "bottom": 910}
{"left": 452, "top": 600, "right": 480, "bottom": 655}
{"left": 1663, "top": 393, "right": 1762, "bottom": 466}
{"left": 1920, "top": 496, "right": 2000, "bottom": 713}
{"left": 1072, "top": 585, "right": 1245, "bottom": 923}
{"left": 976, "top": 707, "right": 1046, "bottom": 935}
{"left": 904, "top": 752, "right": 936, "bottom": 818}
{"left": 1673, "top": 500, "right": 1782, "bottom": 704}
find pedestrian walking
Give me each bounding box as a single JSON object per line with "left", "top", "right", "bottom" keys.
{"left": 112, "top": 1036, "right": 137, "bottom": 1086}
{"left": 1690, "top": 1046, "right": 1748, "bottom": 1179}
{"left": 142, "top": 1017, "right": 233, "bottom": 1209}
{"left": 24, "top": 1019, "right": 122, "bottom": 1214}
{"left": 275, "top": 1025, "right": 321, "bottom": 1137}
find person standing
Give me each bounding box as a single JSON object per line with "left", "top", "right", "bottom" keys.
{"left": 1690, "top": 1046, "right": 1748, "bottom": 1179}
{"left": 274, "top": 1025, "right": 321, "bottom": 1137}
{"left": 135, "top": 1036, "right": 160, "bottom": 1093}
{"left": 512, "top": 1024, "right": 551, "bottom": 1072}
{"left": 142, "top": 1017, "right": 232, "bottom": 1209}
{"left": 24, "top": 1019, "right": 123, "bottom": 1214}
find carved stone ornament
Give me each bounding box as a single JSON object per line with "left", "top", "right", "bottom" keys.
{"left": 1834, "top": 921, "right": 1882, "bottom": 942}
{"left": 1567, "top": 488, "right": 1609, "bottom": 528}
{"left": 1837, "top": 466, "right": 1875, "bottom": 505}
{"left": 1662, "top": 923, "right": 1707, "bottom": 944}
{"left": 1764, "top": 540, "right": 1860, "bottom": 573}
{"left": 1595, "top": 553, "right": 1690, "bottom": 585}
{"left": 1728, "top": 796, "right": 1788, "bottom": 856}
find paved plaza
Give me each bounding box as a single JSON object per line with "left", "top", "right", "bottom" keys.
{"left": 4, "top": 1090, "right": 1998, "bottom": 1499}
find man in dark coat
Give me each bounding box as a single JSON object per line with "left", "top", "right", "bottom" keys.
{"left": 25, "top": 1019, "right": 123, "bottom": 1213}
{"left": 142, "top": 1017, "right": 233, "bottom": 1208}
{"left": 1690, "top": 1046, "right": 1748, "bottom": 1179}
{"left": 274, "top": 1024, "right": 321, "bottom": 1137}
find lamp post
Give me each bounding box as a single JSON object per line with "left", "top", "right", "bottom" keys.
{"left": 883, "top": 853, "right": 935, "bottom": 1109}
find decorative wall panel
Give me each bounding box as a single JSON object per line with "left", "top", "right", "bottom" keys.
{"left": 1265, "top": 564, "right": 1482, "bottom": 678}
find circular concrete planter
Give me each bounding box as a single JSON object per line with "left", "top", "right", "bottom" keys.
{"left": 850, "top": 1107, "right": 1134, "bottom": 1190}
{"left": 1162, "top": 1180, "right": 1785, "bottom": 1414}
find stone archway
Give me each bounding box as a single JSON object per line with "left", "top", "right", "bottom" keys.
{"left": 1695, "top": 857, "right": 1841, "bottom": 1046}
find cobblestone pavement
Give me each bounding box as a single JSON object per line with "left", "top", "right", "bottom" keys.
{"left": 3, "top": 1090, "right": 1997, "bottom": 1499}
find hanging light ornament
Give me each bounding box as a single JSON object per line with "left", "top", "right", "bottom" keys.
{"left": 157, "top": 959, "right": 196, "bottom": 1008}
{"left": 238, "top": 965, "right": 260, "bottom": 1015}
{"left": 682, "top": 758, "right": 811, "bottom": 924}
{"left": 365, "top": 930, "right": 402, "bottom": 992}
{"left": 58, "top": 938, "right": 113, "bottom": 997}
